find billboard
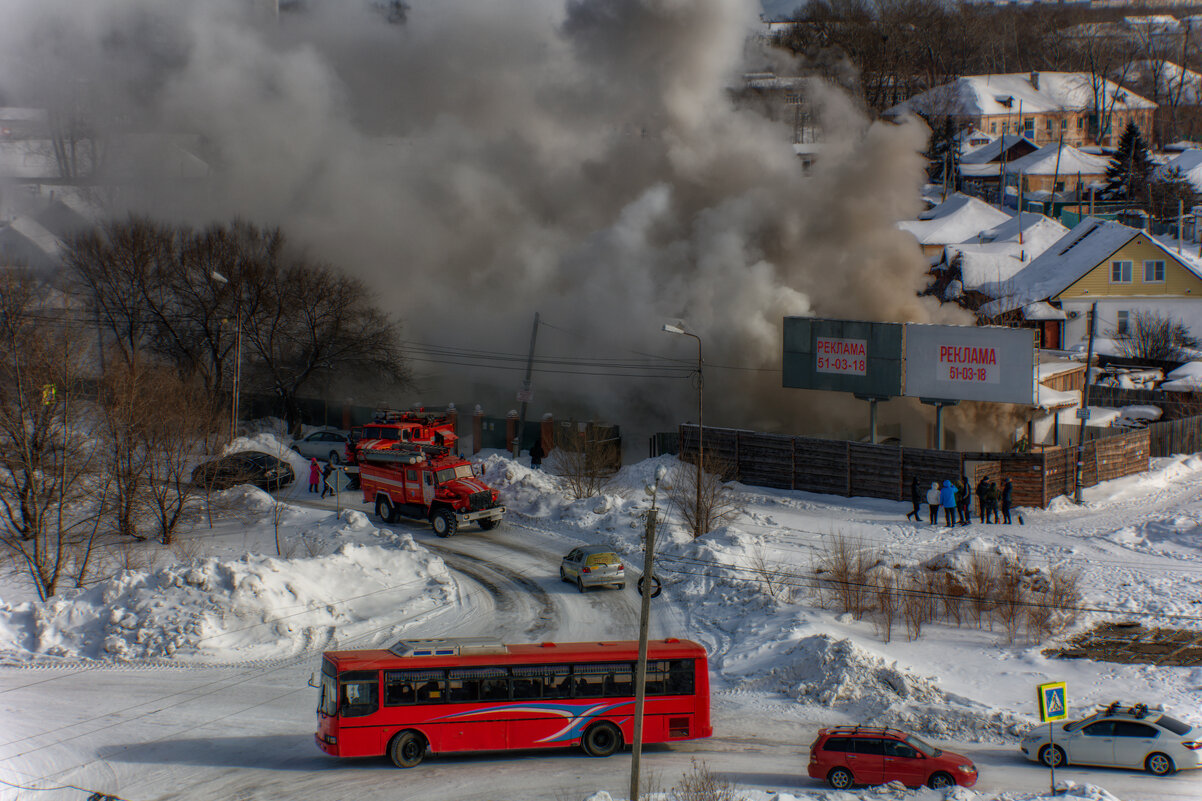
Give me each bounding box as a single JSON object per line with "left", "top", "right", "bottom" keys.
{"left": 903, "top": 323, "right": 1036, "bottom": 404}
{"left": 782, "top": 318, "right": 904, "bottom": 397}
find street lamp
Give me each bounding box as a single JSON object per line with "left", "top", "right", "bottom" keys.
{"left": 211, "top": 271, "right": 242, "bottom": 441}
{"left": 662, "top": 322, "right": 703, "bottom": 537}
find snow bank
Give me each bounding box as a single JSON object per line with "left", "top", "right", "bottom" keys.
{"left": 1161, "top": 360, "right": 1202, "bottom": 391}
{"left": 0, "top": 511, "right": 453, "bottom": 664}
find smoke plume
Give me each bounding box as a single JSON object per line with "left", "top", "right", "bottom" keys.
{"left": 0, "top": 0, "right": 968, "bottom": 443}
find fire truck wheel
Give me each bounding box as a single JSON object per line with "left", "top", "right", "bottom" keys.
{"left": 375, "top": 496, "right": 395, "bottom": 524}
{"left": 432, "top": 509, "right": 457, "bottom": 538}
{"left": 581, "top": 721, "right": 622, "bottom": 757}
{"left": 478, "top": 517, "right": 499, "bottom": 531}
{"left": 389, "top": 730, "right": 426, "bottom": 768}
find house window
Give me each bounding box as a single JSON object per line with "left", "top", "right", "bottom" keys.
{"left": 1111, "top": 260, "right": 1133, "bottom": 283}
{"left": 1078, "top": 116, "right": 1084, "bottom": 129}
{"left": 1024, "top": 117, "right": 1035, "bottom": 136}
{"left": 991, "top": 121, "right": 997, "bottom": 133}
{"left": 1144, "top": 260, "right": 1165, "bottom": 283}
{"left": 1117, "top": 310, "right": 1130, "bottom": 335}
{"left": 1046, "top": 117, "right": 1054, "bottom": 131}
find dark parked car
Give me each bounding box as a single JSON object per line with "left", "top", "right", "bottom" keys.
{"left": 192, "top": 451, "right": 296, "bottom": 491}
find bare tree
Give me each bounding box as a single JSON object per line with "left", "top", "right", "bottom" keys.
{"left": 1111, "top": 310, "right": 1199, "bottom": 361}
{"left": 547, "top": 422, "right": 620, "bottom": 500}
{"left": 0, "top": 271, "right": 99, "bottom": 600}
{"left": 667, "top": 452, "right": 742, "bottom": 539}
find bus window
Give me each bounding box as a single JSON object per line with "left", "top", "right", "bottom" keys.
{"left": 449, "top": 667, "right": 507, "bottom": 702}
{"left": 511, "top": 665, "right": 571, "bottom": 699}
{"left": 604, "top": 663, "right": 634, "bottom": 697}
{"left": 339, "top": 671, "right": 379, "bottom": 717}
{"left": 644, "top": 661, "right": 668, "bottom": 696}
{"left": 385, "top": 670, "right": 444, "bottom": 706}
{"left": 572, "top": 664, "right": 612, "bottom": 699}
{"left": 666, "top": 660, "right": 695, "bottom": 695}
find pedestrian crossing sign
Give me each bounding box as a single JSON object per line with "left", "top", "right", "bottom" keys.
{"left": 1037, "top": 681, "right": 1068, "bottom": 723}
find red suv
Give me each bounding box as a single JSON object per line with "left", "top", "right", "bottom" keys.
{"left": 808, "top": 726, "right": 978, "bottom": 789}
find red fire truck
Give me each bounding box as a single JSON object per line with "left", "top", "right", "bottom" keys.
{"left": 357, "top": 441, "right": 504, "bottom": 536}
{"left": 345, "top": 409, "right": 458, "bottom": 467}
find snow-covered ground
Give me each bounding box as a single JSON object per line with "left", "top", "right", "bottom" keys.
{"left": 1, "top": 433, "right": 1201, "bottom": 800}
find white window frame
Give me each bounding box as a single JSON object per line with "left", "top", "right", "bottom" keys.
{"left": 1143, "top": 260, "right": 1165, "bottom": 283}
{"left": 1110, "top": 260, "right": 1133, "bottom": 284}
{"left": 1116, "top": 310, "right": 1130, "bottom": 336}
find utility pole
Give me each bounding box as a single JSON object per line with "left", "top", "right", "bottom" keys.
{"left": 1074, "top": 302, "right": 1098, "bottom": 504}
{"left": 629, "top": 466, "right": 666, "bottom": 801}
{"left": 513, "top": 312, "right": 540, "bottom": 459}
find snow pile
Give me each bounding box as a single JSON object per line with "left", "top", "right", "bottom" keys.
{"left": 224, "top": 430, "right": 311, "bottom": 478}
{"left": 760, "top": 634, "right": 1028, "bottom": 742}
{"left": 0, "top": 512, "right": 453, "bottom": 664}
{"left": 1160, "top": 360, "right": 1202, "bottom": 391}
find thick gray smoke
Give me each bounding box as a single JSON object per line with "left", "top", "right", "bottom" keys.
{"left": 0, "top": 0, "right": 964, "bottom": 442}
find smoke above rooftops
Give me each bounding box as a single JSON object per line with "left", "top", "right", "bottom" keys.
{"left": 0, "top": 0, "right": 971, "bottom": 442}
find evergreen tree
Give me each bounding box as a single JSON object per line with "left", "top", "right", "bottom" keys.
{"left": 1104, "top": 121, "right": 1154, "bottom": 203}
{"left": 923, "top": 116, "right": 961, "bottom": 194}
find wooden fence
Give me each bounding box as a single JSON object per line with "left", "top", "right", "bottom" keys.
{"left": 679, "top": 425, "right": 1150, "bottom": 509}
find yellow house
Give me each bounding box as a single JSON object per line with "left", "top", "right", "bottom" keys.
{"left": 977, "top": 217, "right": 1202, "bottom": 349}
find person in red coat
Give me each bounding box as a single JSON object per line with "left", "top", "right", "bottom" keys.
{"left": 308, "top": 458, "right": 321, "bottom": 493}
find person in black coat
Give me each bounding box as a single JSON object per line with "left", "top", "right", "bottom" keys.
{"left": 976, "top": 477, "right": 989, "bottom": 523}
{"left": 320, "top": 461, "right": 335, "bottom": 498}
{"left": 905, "top": 477, "right": 922, "bottom": 521}
{"left": 1001, "top": 477, "right": 1014, "bottom": 524}
{"left": 529, "top": 436, "right": 544, "bottom": 470}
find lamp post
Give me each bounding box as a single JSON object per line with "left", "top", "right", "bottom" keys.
{"left": 211, "top": 271, "right": 242, "bottom": 441}
{"left": 663, "top": 322, "right": 702, "bottom": 537}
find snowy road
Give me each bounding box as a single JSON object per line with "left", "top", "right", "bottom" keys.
{"left": 4, "top": 456, "right": 1202, "bottom": 801}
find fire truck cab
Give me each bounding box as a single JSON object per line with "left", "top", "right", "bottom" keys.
{"left": 357, "top": 442, "right": 504, "bottom": 537}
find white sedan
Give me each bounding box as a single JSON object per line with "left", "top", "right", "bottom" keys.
{"left": 292, "top": 429, "right": 350, "bottom": 463}
{"left": 1020, "top": 703, "right": 1201, "bottom": 776}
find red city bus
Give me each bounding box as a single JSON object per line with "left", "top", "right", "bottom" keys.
{"left": 314, "top": 637, "right": 711, "bottom": 767}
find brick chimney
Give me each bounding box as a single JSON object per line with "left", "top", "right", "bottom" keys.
{"left": 1030, "top": 71, "right": 1040, "bottom": 91}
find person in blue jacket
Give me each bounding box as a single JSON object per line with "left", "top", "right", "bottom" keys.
{"left": 939, "top": 479, "right": 958, "bottom": 527}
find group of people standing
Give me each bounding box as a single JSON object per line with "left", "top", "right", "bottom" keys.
{"left": 906, "top": 475, "right": 1013, "bottom": 526}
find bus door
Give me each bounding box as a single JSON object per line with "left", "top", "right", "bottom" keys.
{"left": 441, "top": 668, "right": 509, "bottom": 751}
{"left": 334, "top": 670, "right": 383, "bottom": 757}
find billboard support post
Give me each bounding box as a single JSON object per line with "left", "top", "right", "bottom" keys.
{"left": 921, "top": 399, "right": 960, "bottom": 449}
{"left": 855, "top": 395, "right": 891, "bottom": 444}
{"left": 1074, "top": 302, "right": 1098, "bottom": 504}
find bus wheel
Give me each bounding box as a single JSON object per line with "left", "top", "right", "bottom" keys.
{"left": 375, "top": 496, "right": 395, "bottom": 524}
{"left": 389, "top": 730, "right": 426, "bottom": 768}
{"left": 581, "top": 721, "right": 622, "bottom": 757}
{"left": 432, "top": 509, "right": 457, "bottom": 538}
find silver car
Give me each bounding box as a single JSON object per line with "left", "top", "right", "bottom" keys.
{"left": 559, "top": 545, "right": 625, "bottom": 592}
{"left": 292, "top": 429, "right": 351, "bottom": 463}
{"left": 1020, "top": 702, "right": 1201, "bottom": 776}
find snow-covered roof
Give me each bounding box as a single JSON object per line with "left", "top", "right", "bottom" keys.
{"left": 941, "top": 213, "right": 1069, "bottom": 294}
{"left": 1, "top": 215, "right": 60, "bottom": 257}
{"left": 1003, "top": 142, "right": 1113, "bottom": 176}
{"left": 1160, "top": 148, "right": 1202, "bottom": 191}
{"left": 960, "top": 134, "right": 1037, "bottom": 165}
{"left": 978, "top": 217, "right": 1145, "bottom": 313}
{"left": 957, "top": 127, "right": 996, "bottom": 154}
{"left": 886, "top": 72, "right": 1156, "bottom": 120}
{"left": 898, "top": 193, "right": 1012, "bottom": 246}
{"left": 1126, "top": 60, "right": 1202, "bottom": 106}
{"left": 1161, "top": 360, "right": 1202, "bottom": 390}
{"left": 1024, "top": 301, "right": 1067, "bottom": 321}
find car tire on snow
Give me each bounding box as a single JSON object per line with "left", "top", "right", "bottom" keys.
{"left": 1146, "top": 752, "right": 1175, "bottom": 776}
{"left": 826, "top": 767, "right": 854, "bottom": 790}
{"left": 927, "top": 772, "right": 954, "bottom": 789}
{"left": 1039, "top": 744, "right": 1066, "bottom": 768}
